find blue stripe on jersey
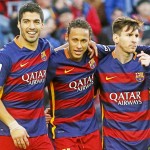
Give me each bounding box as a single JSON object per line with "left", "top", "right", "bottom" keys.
{"left": 104, "top": 119, "right": 150, "bottom": 131}
{"left": 54, "top": 86, "right": 93, "bottom": 100}
{"left": 100, "top": 83, "right": 148, "bottom": 93}
{"left": 55, "top": 99, "right": 94, "bottom": 118}
{"left": 104, "top": 136, "right": 150, "bottom": 150}
{"left": 0, "top": 116, "right": 47, "bottom": 137}
{"left": 48, "top": 114, "right": 98, "bottom": 138}
{"left": 2, "top": 99, "right": 43, "bottom": 109}
{"left": 102, "top": 100, "right": 149, "bottom": 112}
{"left": 4, "top": 83, "right": 45, "bottom": 93}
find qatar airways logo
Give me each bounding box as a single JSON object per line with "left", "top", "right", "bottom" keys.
{"left": 69, "top": 74, "right": 94, "bottom": 92}
{"left": 22, "top": 70, "right": 46, "bottom": 85}
{"left": 109, "top": 91, "right": 142, "bottom": 105}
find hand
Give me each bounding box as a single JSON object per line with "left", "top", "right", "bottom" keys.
{"left": 44, "top": 108, "right": 51, "bottom": 124}
{"left": 10, "top": 126, "right": 29, "bottom": 149}
{"left": 88, "top": 40, "right": 98, "bottom": 58}
{"left": 137, "top": 51, "right": 150, "bottom": 67}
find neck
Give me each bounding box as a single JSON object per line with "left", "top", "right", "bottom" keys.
{"left": 114, "top": 47, "right": 133, "bottom": 64}
{"left": 18, "top": 36, "right": 38, "bottom": 51}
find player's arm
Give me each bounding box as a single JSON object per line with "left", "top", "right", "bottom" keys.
{"left": 0, "top": 53, "right": 29, "bottom": 149}
{"left": 0, "top": 96, "right": 29, "bottom": 149}
{"left": 96, "top": 44, "right": 115, "bottom": 59}
{"left": 136, "top": 45, "right": 150, "bottom": 54}
{"left": 54, "top": 43, "right": 68, "bottom": 51}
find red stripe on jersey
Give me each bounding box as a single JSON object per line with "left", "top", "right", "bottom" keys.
{"left": 104, "top": 109, "right": 150, "bottom": 122}
{"left": 55, "top": 89, "right": 94, "bottom": 110}
{"left": 54, "top": 106, "right": 96, "bottom": 125}
{"left": 2, "top": 90, "right": 44, "bottom": 101}
{"left": 104, "top": 126, "right": 150, "bottom": 142}
{"left": 56, "top": 58, "right": 98, "bottom": 75}
{"left": 100, "top": 73, "right": 137, "bottom": 83}
{"left": 100, "top": 89, "right": 149, "bottom": 103}
{"left": 7, "top": 107, "right": 45, "bottom": 119}
{"left": 53, "top": 82, "right": 76, "bottom": 92}
{"left": 11, "top": 48, "right": 50, "bottom": 72}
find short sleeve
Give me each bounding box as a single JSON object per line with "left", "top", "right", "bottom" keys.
{"left": 0, "top": 52, "right": 12, "bottom": 86}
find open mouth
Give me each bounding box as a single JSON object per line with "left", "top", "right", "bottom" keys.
{"left": 74, "top": 50, "right": 83, "bottom": 55}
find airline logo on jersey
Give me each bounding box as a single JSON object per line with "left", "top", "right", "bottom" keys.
{"left": 135, "top": 72, "right": 144, "bottom": 82}
{"left": 64, "top": 68, "right": 74, "bottom": 74}
{"left": 69, "top": 74, "right": 94, "bottom": 92}
{"left": 109, "top": 91, "right": 142, "bottom": 105}
{"left": 106, "top": 76, "right": 117, "bottom": 80}
{"left": 0, "top": 64, "right": 2, "bottom": 71}
{"left": 88, "top": 58, "right": 96, "bottom": 69}
{"left": 41, "top": 51, "right": 47, "bottom": 61}
{"left": 22, "top": 70, "right": 46, "bottom": 85}
{"left": 20, "top": 62, "right": 28, "bottom": 67}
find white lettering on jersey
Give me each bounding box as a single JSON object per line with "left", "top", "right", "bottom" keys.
{"left": 69, "top": 74, "right": 94, "bottom": 92}
{"left": 109, "top": 91, "right": 142, "bottom": 105}
{"left": 22, "top": 70, "right": 46, "bottom": 85}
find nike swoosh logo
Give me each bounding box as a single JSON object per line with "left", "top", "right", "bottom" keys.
{"left": 20, "top": 62, "right": 28, "bottom": 67}
{"left": 64, "top": 68, "right": 74, "bottom": 74}
{"left": 106, "top": 76, "right": 117, "bottom": 80}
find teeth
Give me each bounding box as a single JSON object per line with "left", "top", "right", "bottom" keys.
{"left": 28, "top": 32, "right": 36, "bottom": 35}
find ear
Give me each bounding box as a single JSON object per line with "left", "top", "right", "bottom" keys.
{"left": 17, "top": 21, "right": 20, "bottom": 30}
{"left": 41, "top": 23, "right": 44, "bottom": 30}
{"left": 65, "top": 33, "right": 68, "bottom": 42}
{"left": 113, "top": 33, "right": 119, "bottom": 44}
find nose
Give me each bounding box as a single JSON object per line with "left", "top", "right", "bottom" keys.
{"left": 77, "top": 41, "right": 82, "bottom": 49}
{"left": 132, "top": 36, "right": 138, "bottom": 43}
{"left": 29, "top": 21, "right": 35, "bottom": 29}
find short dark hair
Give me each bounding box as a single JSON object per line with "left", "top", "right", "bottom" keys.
{"left": 18, "top": 2, "right": 44, "bottom": 22}
{"left": 112, "top": 17, "right": 142, "bottom": 35}
{"left": 137, "top": 0, "right": 150, "bottom": 7}
{"left": 67, "top": 19, "right": 92, "bottom": 37}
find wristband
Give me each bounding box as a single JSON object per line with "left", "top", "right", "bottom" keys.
{"left": 8, "top": 121, "right": 24, "bottom": 133}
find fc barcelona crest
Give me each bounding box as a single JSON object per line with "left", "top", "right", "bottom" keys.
{"left": 88, "top": 58, "right": 96, "bottom": 69}
{"left": 135, "top": 72, "right": 145, "bottom": 82}
{"left": 41, "top": 51, "right": 47, "bottom": 61}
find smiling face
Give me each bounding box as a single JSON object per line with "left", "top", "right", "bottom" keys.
{"left": 66, "top": 27, "right": 90, "bottom": 62}
{"left": 17, "top": 12, "right": 43, "bottom": 45}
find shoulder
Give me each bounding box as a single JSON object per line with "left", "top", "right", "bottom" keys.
{"left": 50, "top": 49, "right": 65, "bottom": 63}
{"left": 38, "top": 38, "right": 54, "bottom": 52}
{"left": 0, "top": 42, "right": 14, "bottom": 59}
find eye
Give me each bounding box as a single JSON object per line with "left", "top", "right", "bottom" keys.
{"left": 81, "top": 39, "right": 87, "bottom": 43}
{"left": 135, "top": 34, "right": 139, "bottom": 38}
{"left": 128, "top": 33, "right": 132, "bottom": 37}
{"left": 34, "top": 20, "right": 40, "bottom": 24}
{"left": 23, "top": 20, "right": 29, "bottom": 23}
{"left": 72, "top": 38, "right": 78, "bottom": 42}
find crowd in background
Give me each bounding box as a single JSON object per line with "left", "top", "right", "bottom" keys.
{"left": 0, "top": 0, "right": 150, "bottom": 129}
{"left": 0, "top": 0, "right": 150, "bottom": 49}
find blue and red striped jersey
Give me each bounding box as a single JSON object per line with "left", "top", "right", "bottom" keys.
{"left": 46, "top": 44, "right": 114, "bottom": 139}
{"left": 96, "top": 51, "right": 150, "bottom": 149}
{"left": 0, "top": 37, "right": 53, "bottom": 137}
